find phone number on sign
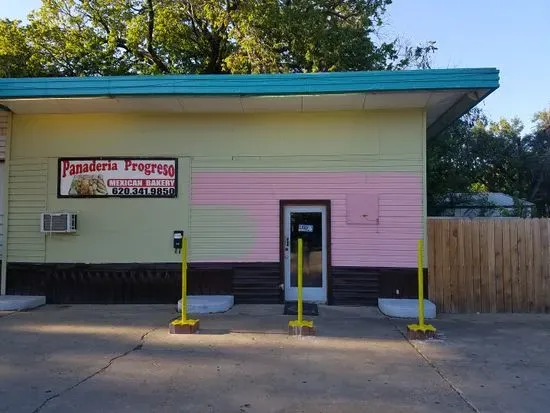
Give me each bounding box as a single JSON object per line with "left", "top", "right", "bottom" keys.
{"left": 111, "top": 187, "right": 176, "bottom": 196}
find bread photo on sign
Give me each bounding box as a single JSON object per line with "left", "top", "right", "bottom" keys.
{"left": 69, "top": 174, "right": 108, "bottom": 196}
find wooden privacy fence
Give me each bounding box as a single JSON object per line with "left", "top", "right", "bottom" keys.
{"left": 428, "top": 218, "right": 550, "bottom": 313}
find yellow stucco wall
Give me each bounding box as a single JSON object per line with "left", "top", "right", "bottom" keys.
{"left": 7, "top": 110, "right": 426, "bottom": 263}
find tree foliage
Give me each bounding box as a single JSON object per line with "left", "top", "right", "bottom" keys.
{"left": 12, "top": 1, "right": 550, "bottom": 219}
{"left": 428, "top": 107, "right": 550, "bottom": 217}
{"left": 0, "top": 20, "right": 38, "bottom": 77}
{"left": 0, "top": 0, "right": 437, "bottom": 77}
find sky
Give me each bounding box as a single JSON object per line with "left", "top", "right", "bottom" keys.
{"left": 3, "top": 0, "right": 549, "bottom": 131}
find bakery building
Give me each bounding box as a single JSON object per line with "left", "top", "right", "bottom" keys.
{"left": 0, "top": 69, "right": 499, "bottom": 305}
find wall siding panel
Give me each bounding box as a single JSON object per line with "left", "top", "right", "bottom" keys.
{"left": 191, "top": 171, "right": 422, "bottom": 267}
{"left": 44, "top": 157, "right": 191, "bottom": 263}
{"left": 9, "top": 110, "right": 424, "bottom": 265}
{"left": 7, "top": 158, "right": 47, "bottom": 262}
{"left": 0, "top": 111, "right": 8, "bottom": 256}
{"left": 0, "top": 111, "right": 8, "bottom": 159}
{"left": 0, "top": 163, "right": 4, "bottom": 255}
{"left": 0, "top": 215, "right": 3, "bottom": 255}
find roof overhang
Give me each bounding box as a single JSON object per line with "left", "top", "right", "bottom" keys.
{"left": 0, "top": 68, "right": 499, "bottom": 138}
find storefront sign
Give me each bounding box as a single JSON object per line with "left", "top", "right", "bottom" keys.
{"left": 58, "top": 158, "right": 178, "bottom": 198}
{"left": 298, "top": 224, "right": 314, "bottom": 233}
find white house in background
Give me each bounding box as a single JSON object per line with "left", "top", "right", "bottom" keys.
{"left": 442, "top": 192, "right": 535, "bottom": 218}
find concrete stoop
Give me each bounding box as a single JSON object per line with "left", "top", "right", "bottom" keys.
{"left": 378, "top": 298, "right": 437, "bottom": 319}
{"left": 0, "top": 295, "right": 46, "bottom": 311}
{"left": 177, "top": 295, "right": 234, "bottom": 314}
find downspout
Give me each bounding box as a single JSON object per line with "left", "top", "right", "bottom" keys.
{"left": 1, "top": 110, "right": 12, "bottom": 295}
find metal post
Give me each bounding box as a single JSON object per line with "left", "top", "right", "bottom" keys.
{"left": 288, "top": 237, "right": 314, "bottom": 335}
{"left": 406, "top": 238, "right": 435, "bottom": 338}
{"left": 169, "top": 236, "right": 199, "bottom": 334}
{"left": 417, "top": 239, "right": 425, "bottom": 327}
{"left": 297, "top": 238, "right": 303, "bottom": 324}
{"left": 181, "top": 237, "right": 188, "bottom": 323}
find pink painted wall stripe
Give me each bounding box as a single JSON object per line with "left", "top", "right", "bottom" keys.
{"left": 192, "top": 172, "right": 423, "bottom": 267}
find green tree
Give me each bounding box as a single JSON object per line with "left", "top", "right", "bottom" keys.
{"left": 472, "top": 117, "right": 527, "bottom": 195}
{"left": 0, "top": 20, "right": 37, "bottom": 77}
{"left": 0, "top": 0, "right": 436, "bottom": 77}
{"left": 520, "top": 109, "right": 550, "bottom": 215}
{"left": 428, "top": 108, "right": 550, "bottom": 217}
{"left": 426, "top": 108, "right": 488, "bottom": 215}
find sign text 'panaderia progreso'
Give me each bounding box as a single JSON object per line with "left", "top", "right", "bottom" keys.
{"left": 58, "top": 158, "right": 178, "bottom": 198}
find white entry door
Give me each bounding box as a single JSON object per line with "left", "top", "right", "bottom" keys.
{"left": 283, "top": 205, "right": 327, "bottom": 303}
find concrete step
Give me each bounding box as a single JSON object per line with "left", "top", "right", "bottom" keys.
{"left": 177, "top": 295, "right": 234, "bottom": 314}
{"left": 0, "top": 295, "right": 46, "bottom": 311}
{"left": 378, "top": 298, "right": 436, "bottom": 319}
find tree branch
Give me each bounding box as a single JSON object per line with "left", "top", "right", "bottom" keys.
{"left": 145, "top": 0, "right": 169, "bottom": 73}
{"left": 226, "top": 0, "right": 240, "bottom": 12}
{"left": 326, "top": 10, "right": 362, "bottom": 20}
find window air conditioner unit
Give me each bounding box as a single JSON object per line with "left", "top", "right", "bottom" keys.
{"left": 40, "top": 212, "right": 78, "bottom": 233}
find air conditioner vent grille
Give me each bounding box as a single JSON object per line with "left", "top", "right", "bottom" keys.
{"left": 40, "top": 213, "right": 77, "bottom": 233}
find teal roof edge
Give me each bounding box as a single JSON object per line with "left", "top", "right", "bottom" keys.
{"left": 0, "top": 68, "right": 499, "bottom": 99}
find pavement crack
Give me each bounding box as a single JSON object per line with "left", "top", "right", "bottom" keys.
{"left": 31, "top": 326, "right": 159, "bottom": 413}
{"left": 386, "top": 317, "right": 481, "bottom": 413}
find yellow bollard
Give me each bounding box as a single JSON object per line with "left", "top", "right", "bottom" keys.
{"left": 417, "top": 239, "right": 425, "bottom": 327}
{"left": 297, "top": 238, "right": 303, "bottom": 324}
{"left": 181, "top": 237, "right": 188, "bottom": 323}
{"left": 169, "top": 237, "right": 200, "bottom": 334}
{"left": 289, "top": 238, "right": 315, "bottom": 335}
{"left": 407, "top": 239, "right": 436, "bottom": 339}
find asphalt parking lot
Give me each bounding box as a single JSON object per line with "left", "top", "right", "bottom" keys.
{"left": 0, "top": 305, "right": 549, "bottom": 413}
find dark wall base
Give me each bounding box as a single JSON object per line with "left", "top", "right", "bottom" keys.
{"left": 332, "top": 266, "right": 427, "bottom": 305}
{"left": 6, "top": 262, "right": 423, "bottom": 305}
{"left": 331, "top": 267, "right": 379, "bottom": 305}
{"left": 232, "top": 263, "right": 281, "bottom": 304}
{"left": 6, "top": 262, "right": 281, "bottom": 304}
{"left": 378, "top": 267, "right": 428, "bottom": 299}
